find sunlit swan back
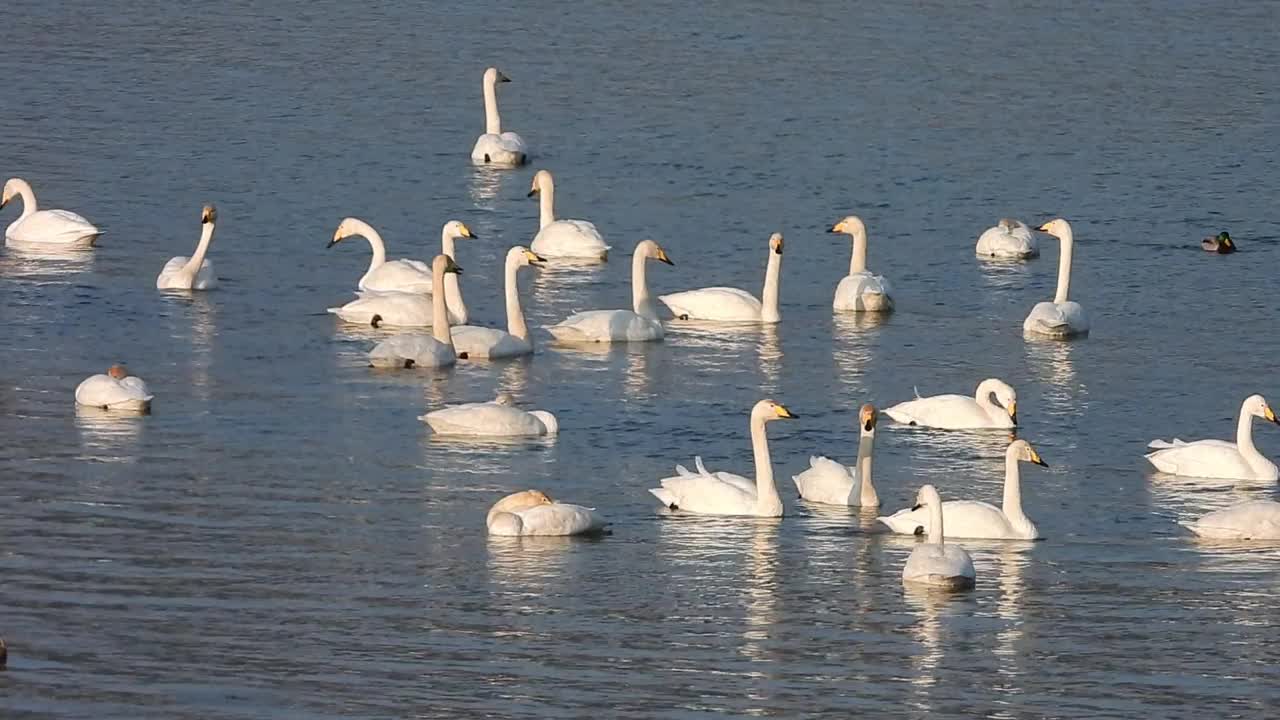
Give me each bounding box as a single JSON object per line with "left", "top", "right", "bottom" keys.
{"left": 157, "top": 204, "right": 219, "bottom": 290}
{"left": 901, "top": 485, "right": 976, "bottom": 590}
{"left": 829, "top": 215, "right": 893, "bottom": 312}
{"left": 976, "top": 218, "right": 1038, "bottom": 259}
{"left": 1024, "top": 218, "right": 1089, "bottom": 338}
{"left": 486, "top": 490, "right": 607, "bottom": 536}
{"left": 793, "top": 403, "right": 881, "bottom": 506}
{"left": 367, "top": 255, "right": 461, "bottom": 368}
{"left": 545, "top": 239, "right": 673, "bottom": 343}
{"left": 1146, "top": 394, "right": 1280, "bottom": 481}
{"left": 74, "top": 364, "right": 154, "bottom": 413}
{"left": 421, "top": 396, "right": 558, "bottom": 437}
{"left": 884, "top": 378, "right": 1017, "bottom": 429}
{"left": 527, "top": 170, "right": 610, "bottom": 261}
{"left": 2, "top": 177, "right": 101, "bottom": 248}
{"left": 470, "top": 67, "right": 529, "bottom": 167}
{"left": 659, "top": 232, "right": 784, "bottom": 323}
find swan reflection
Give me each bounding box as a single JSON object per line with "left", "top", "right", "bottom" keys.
{"left": 0, "top": 244, "right": 94, "bottom": 280}
{"left": 1024, "top": 338, "right": 1085, "bottom": 417}
{"left": 161, "top": 292, "right": 217, "bottom": 402}
{"left": 832, "top": 313, "right": 884, "bottom": 398}
{"left": 75, "top": 406, "right": 146, "bottom": 462}
{"left": 468, "top": 165, "right": 506, "bottom": 208}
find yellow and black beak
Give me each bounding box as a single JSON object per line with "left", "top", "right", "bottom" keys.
{"left": 775, "top": 404, "right": 798, "bottom": 419}
{"left": 1030, "top": 449, "right": 1048, "bottom": 468}
{"left": 911, "top": 503, "right": 923, "bottom": 511}
{"left": 0, "top": 196, "right": 8, "bottom": 210}
{"left": 326, "top": 232, "right": 344, "bottom": 249}
{"left": 201, "top": 207, "right": 216, "bottom": 224}
{"left": 1266, "top": 407, "right": 1279, "bottom": 425}
{"left": 656, "top": 249, "right": 674, "bottom": 266}
{"left": 827, "top": 223, "right": 841, "bottom": 234}
{"left": 1008, "top": 401, "right": 1018, "bottom": 426}
{"left": 527, "top": 187, "right": 539, "bottom": 198}
{"left": 1037, "top": 221, "right": 1052, "bottom": 232}
{"left": 460, "top": 224, "right": 477, "bottom": 239}
{"left": 863, "top": 415, "right": 875, "bottom": 432}
{"left": 445, "top": 257, "right": 463, "bottom": 275}
{"left": 525, "top": 250, "right": 546, "bottom": 266}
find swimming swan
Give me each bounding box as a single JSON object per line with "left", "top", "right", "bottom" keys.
{"left": 829, "top": 215, "right": 893, "bottom": 312}
{"left": 901, "top": 485, "right": 977, "bottom": 590}
{"left": 1146, "top": 394, "right": 1280, "bottom": 482}
{"left": 1184, "top": 500, "right": 1280, "bottom": 539}
{"left": 470, "top": 67, "right": 529, "bottom": 167}
{"left": 879, "top": 439, "right": 1047, "bottom": 539}
{"left": 421, "top": 396, "right": 557, "bottom": 437}
{"left": 329, "top": 218, "right": 474, "bottom": 321}
{"left": 793, "top": 403, "right": 881, "bottom": 507}
{"left": 156, "top": 204, "right": 219, "bottom": 289}
{"left": 2, "top": 177, "right": 101, "bottom": 248}
{"left": 659, "top": 232, "right": 783, "bottom": 323}
{"left": 976, "top": 218, "right": 1039, "bottom": 259}
{"left": 487, "top": 490, "right": 607, "bottom": 536}
{"left": 366, "top": 255, "right": 461, "bottom": 367}
{"left": 74, "top": 364, "right": 153, "bottom": 413}
{"left": 450, "top": 246, "right": 544, "bottom": 359}
{"left": 1023, "top": 218, "right": 1089, "bottom": 339}
{"left": 649, "top": 399, "right": 797, "bottom": 517}
{"left": 884, "top": 378, "right": 1017, "bottom": 430}
{"left": 527, "top": 170, "right": 610, "bottom": 261}
{"left": 545, "top": 239, "right": 673, "bottom": 343}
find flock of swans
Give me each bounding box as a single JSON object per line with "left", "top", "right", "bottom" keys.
{"left": 6, "top": 65, "right": 1280, "bottom": 594}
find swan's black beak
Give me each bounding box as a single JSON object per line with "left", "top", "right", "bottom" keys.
{"left": 498, "top": 72, "right": 511, "bottom": 83}
{"left": 0, "top": 197, "right": 8, "bottom": 210}
{"left": 863, "top": 419, "right": 874, "bottom": 432}
{"left": 911, "top": 503, "right": 923, "bottom": 511}
{"left": 527, "top": 189, "right": 538, "bottom": 198}
{"left": 326, "top": 238, "right": 342, "bottom": 249}
{"left": 1033, "top": 457, "right": 1049, "bottom": 468}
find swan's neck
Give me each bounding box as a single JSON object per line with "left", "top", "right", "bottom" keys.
{"left": 1001, "top": 448, "right": 1029, "bottom": 524}
{"left": 538, "top": 177, "right": 556, "bottom": 229}
{"left": 1235, "top": 408, "right": 1267, "bottom": 469}
{"left": 182, "top": 222, "right": 215, "bottom": 277}
{"left": 974, "top": 381, "right": 1001, "bottom": 420}
{"left": 927, "top": 494, "right": 945, "bottom": 545}
{"left": 9, "top": 180, "right": 37, "bottom": 220}
{"left": 441, "top": 233, "right": 466, "bottom": 323}
{"left": 1053, "top": 228, "right": 1074, "bottom": 303}
{"left": 431, "top": 265, "right": 453, "bottom": 346}
{"left": 761, "top": 247, "right": 783, "bottom": 323}
{"left": 750, "top": 416, "right": 783, "bottom": 516}
{"left": 504, "top": 255, "right": 529, "bottom": 341}
{"left": 848, "top": 230, "right": 868, "bottom": 274}
{"left": 632, "top": 248, "right": 657, "bottom": 319}
{"left": 856, "top": 430, "right": 878, "bottom": 506}
{"left": 483, "top": 75, "right": 501, "bottom": 135}
{"left": 358, "top": 221, "right": 387, "bottom": 273}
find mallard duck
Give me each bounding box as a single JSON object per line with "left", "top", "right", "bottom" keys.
{"left": 1202, "top": 231, "right": 1235, "bottom": 254}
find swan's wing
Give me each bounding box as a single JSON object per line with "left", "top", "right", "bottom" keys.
{"left": 792, "top": 456, "right": 857, "bottom": 505}
{"left": 516, "top": 504, "right": 607, "bottom": 535}
{"left": 883, "top": 394, "right": 992, "bottom": 428}
{"left": 880, "top": 500, "right": 1011, "bottom": 539}
{"left": 1144, "top": 440, "right": 1256, "bottom": 478}
{"left": 75, "top": 375, "right": 152, "bottom": 406}
{"left": 903, "top": 543, "right": 975, "bottom": 583}
{"left": 834, "top": 272, "right": 894, "bottom": 311}
{"left": 498, "top": 131, "right": 528, "bottom": 153}
{"left": 421, "top": 402, "right": 545, "bottom": 436}
{"left": 331, "top": 292, "right": 434, "bottom": 326}
{"left": 362, "top": 260, "right": 435, "bottom": 294}
{"left": 159, "top": 256, "right": 190, "bottom": 275}
{"left": 369, "top": 333, "right": 451, "bottom": 367}
{"left": 472, "top": 133, "right": 528, "bottom": 164}
{"left": 546, "top": 310, "right": 661, "bottom": 343}
{"left": 531, "top": 220, "right": 610, "bottom": 257}
{"left": 976, "top": 226, "right": 1037, "bottom": 257}
{"left": 1024, "top": 301, "right": 1088, "bottom": 336}
{"left": 1185, "top": 501, "right": 1280, "bottom": 539}
{"left": 651, "top": 470, "right": 756, "bottom": 514}
{"left": 10, "top": 209, "right": 100, "bottom": 244}
{"left": 658, "top": 287, "right": 762, "bottom": 321}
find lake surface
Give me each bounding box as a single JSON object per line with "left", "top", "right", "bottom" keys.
{"left": 3, "top": 1, "right": 1279, "bottom": 717}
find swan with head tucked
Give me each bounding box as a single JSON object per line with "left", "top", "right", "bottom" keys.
{"left": 470, "top": 67, "right": 529, "bottom": 167}
{"left": 659, "top": 232, "right": 783, "bottom": 323}
{"left": 487, "top": 490, "right": 607, "bottom": 536}
{"left": 450, "top": 246, "right": 544, "bottom": 359}
{"left": 329, "top": 218, "right": 473, "bottom": 321}
{"left": 527, "top": 170, "right": 610, "bottom": 261}
{"left": 1146, "top": 394, "right": 1280, "bottom": 482}
{"left": 545, "top": 239, "right": 673, "bottom": 343}
{"left": 884, "top": 379, "right": 1018, "bottom": 430}
{"left": 829, "top": 215, "right": 893, "bottom": 312}
{"left": 366, "top": 255, "right": 461, "bottom": 367}
{"left": 75, "top": 364, "right": 154, "bottom": 413}
{"left": 1024, "top": 218, "right": 1089, "bottom": 339}
{"left": 157, "top": 204, "right": 219, "bottom": 289}
{"left": 2, "top": 177, "right": 100, "bottom": 248}
{"left": 421, "top": 395, "right": 557, "bottom": 437}
{"left": 901, "top": 485, "right": 977, "bottom": 590}
{"left": 976, "top": 218, "right": 1039, "bottom": 259}
{"left": 879, "top": 439, "right": 1047, "bottom": 539}
{"left": 793, "top": 403, "right": 881, "bottom": 507}
{"left": 650, "top": 399, "right": 797, "bottom": 517}
{"left": 1184, "top": 500, "right": 1280, "bottom": 540}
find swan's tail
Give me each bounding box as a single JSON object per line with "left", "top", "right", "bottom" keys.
{"left": 1147, "top": 438, "right": 1184, "bottom": 449}
{"left": 649, "top": 487, "right": 677, "bottom": 508}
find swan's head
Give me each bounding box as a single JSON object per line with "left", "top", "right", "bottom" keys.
{"left": 769, "top": 232, "right": 784, "bottom": 255}
{"left": 529, "top": 410, "right": 559, "bottom": 435}
{"left": 911, "top": 484, "right": 942, "bottom": 511}
{"left": 0, "top": 178, "right": 21, "bottom": 209}
{"left": 1244, "top": 394, "right": 1279, "bottom": 425}
{"left": 432, "top": 254, "right": 463, "bottom": 275}
{"left": 1008, "top": 439, "right": 1048, "bottom": 467}
{"left": 859, "top": 403, "right": 878, "bottom": 433}
{"left": 829, "top": 215, "right": 867, "bottom": 238}
{"left": 753, "top": 399, "right": 798, "bottom": 423}
{"left": 637, "top": 239, "right": 674, "bottom": 265}
{"left": 985, "top": 379, "right": 1018, "bottom": 424}
{"left": 328, "top": 217, "right": 372, "bottom": 248}
{"left": 527, "top": 170, "right": 553, "bottom": 197}
{"left": 201, "top": 204, "right": 217, "bottom": 225}
{"left": 485, "top": 67, "right": 511, "bottom": 85}
{"left": 1037, "top": 218, "right": 1072, "bottom": 238}
{"left": 488, "top": 489, "right": 553, "bottom": 527}
{"left": 443, "top": 220, "right": 476, "bottom": 240}
{"left": 507, "top": 245, "right": 546, "bottom": 268}
{"left": 107, "top": 364, "right": 129, "bottom": 380}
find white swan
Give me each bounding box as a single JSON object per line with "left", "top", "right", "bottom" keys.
{"left": 545, "top": 239, "right": 673, "bottom": 343}
{"left": 1146, "top": 394, "right": 1280, "bottom": 482}
{"left": 879, "top": 439, "right": 1047, "bottom": 539}
{"left": 421, "top": 396, "right": 557, "bottom": 437}
{"left": 829, "top": 215, "right": 893, "bottom": 312}
{"left": 156, "top": 204, "right": 218, "bottom": 289}
{"left": 793, "top": 403, "right": 881, "bottom": 507}
{"left": 901, "top": 485, "right": 977, "bottom": 590}
{"left": 487, "top": 490, "right": 607, "bottom": 536}
{"left": 327, "top": 290, "right": 433, "bottom": 328}
{"left": 527, "top": 170, "right": 610, "bottom": 261}
{"left": 1024, "top": 218, "right": 1089, "bottom": 338}
{"left": 884, "top": 378, "right": 1017, "bottom": 430}
{"left": 74, "top": 364, "right": 153, "bottom": 413}
{"left": 976, "top": 218, "right": 1039, "bottom": 259}
{"left": 659, "top": 232, "right": 783, "bottom": 323}
{"left": 1184, "top": 501, "right": 1280, "bottom": 540}
{"left": 649, "top": 399, "right": 797, "bottom": 517}
{"left": 366, "top": 255, "right": 460, "bottom": 368}
{"left": 470, "top": 67, "right": 529, "bottom": 167}
{"left": 2, "top": 177, "right": 101, "bottom": 248}
{"left": 450, "top": 246, "right": 544, "bottom": 359}
{"left": 329, "top": 218, "right": 474, "bottom": 322}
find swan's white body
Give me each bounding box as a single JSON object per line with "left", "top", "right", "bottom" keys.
{"left": 486, "top": 490, "right": 606, "bottom": 536}
{"left": 1184, "top": 501, "right": 1280, "bottom": 540}
{"left": 470, "top": 68, "right": 529, "bottom": 167}
{"left": 2, "top": 178, "right": 100, "bottom": 248}
{"left": 793, "top": 404, "right": 881, "bottom": 507}
{"left": 976, "top": 218, "right": 1038, "bottom": 259}
{"left": 1024, "top": 218, "right": 1089, "bottom": 339}
{"left": 329, "top": 218, "right": 471, "bottom": 324}
{"left": 546, "top": 240, "right": 672, "bottom": 343}
{"left": 1146, "top": 395, "right": 1279, "bottom": 482}
{"left": 450, "top": 246, "right": 542, "bottom": 359}
{"left": 367, "top": 256, "right": 459, "bottom": 368}
{"left": 74, "top": 370, "right": 153, "bottom": 412}
{"left": 527, "top": 170, "right": 609, "bottom": 261}
{"left": 879, "top": 440, "right": 1045, "bottom": 539}
{"left": 830, "top": 216, "right": 893, "bottom": 312}
{"left": 901, "top": 485, "right": 976, "bottom": 590}
{"left": 329, "top": 291, "right": 434, "bottom": 327}
{"left": 884, "top": 379, "right": 1017, "bottom": 430}
{"left": 422, "top": 399, "right": 557, "bottom": 437}
{"left": 650, "top": 400, "right": 796, "bottom": 517}
{"left": 156, "top": 205, "right": 218, "bottom": 290}
{"left": 659, "top": 232, "right": 783, "bottom": 323}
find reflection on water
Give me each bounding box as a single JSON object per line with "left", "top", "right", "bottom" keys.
{"left": 161, "top": 291, "right": 217, "bottom": 402}
{"left": 832, "top": 313, "right": 884, "bottom": 398}
{"left": 992, "top": 544, "right": 1029, "bottom": 697}
{"left": 75, "top": 406, "right": 146, "bottom": 462}
{"left": 1024, "top": 338, "right": 1085, "bottom": 418}
{"left": 976, "top": 257, "right": 1034, "bottom": 291}
{"left": 529, "top": 262, "right": 607, "bottom": 308}
{"left": 902, "top": 585, "right": 950, "bottom": 701}
{"left": 0, "top": 244, "right": 95, "bottom": 280}
{"left": 468, "top": 166, "right": 507, "bottom": 209}
{"left": 891, "top": 425, "right": 1014, "bottom": 488}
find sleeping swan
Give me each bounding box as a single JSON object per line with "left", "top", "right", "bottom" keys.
{"left": 659, "top": 232, "right": 783, "bottom": 323}
{"left": 1146, "top": 394, "right": 1279, "bottom": 482}
{"left": 487, "top": 490, "right": 607, "bottom": 536}
{"left": 1024, "top": 218, "right": 1089, "bottom": 339}
{"left": 1184, "top": 500, "right": 1280, "bottom": 540}
{"left": 527, "top": 170, "right": 610, "bottom": 261}
{"left": 829, "top": 215, "right": 893, "bottom": 312}
{"left": 883, "top": 378, "right": 1017, "bottom": 430}
{"left": 976, "top": 218, "right": 1038, "bottom": 259}
{"left": 156, "top": 204, "right": 218, "bottom": 290}
{"left": 74, "top": 364, "right": 153, "bottom": 413}
{"left": 366, "top": 255, "right": 461, "bottom": 367}
{"left": 545, "top": 239, "right": 673, "bottom": 343}
{"left": 450, "top": 246, "right": 544, "bottom": 359}
{"left": 421, "top": 396, "right": 557, "bottom": 437}
{"left": 2, "top": 177, "right": 101, "bottom": 248}
{"left": 793, "top": 403, "right": 881, "bottom": 507}
{"left": 901, "top": 485, "right": 977, "bottom": 591}
{"left": 470, "top": 67, "right": 529, "bottom": 167}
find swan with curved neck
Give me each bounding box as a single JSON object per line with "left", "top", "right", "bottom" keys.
{"left": 650, "top": 399, "right": 797, "bottom": 517}
{"left": 157, "top": 204, "right": 219, "bottom": 289}
{"left": 901, "top": 485, "right": 976, "bottom": 590}
{"left": 879, "top": 439, "right": 1046, "bottom": 539}
{"left": 450, "top": 246, "right": 545, "bottom": 359}
{"left": 976, "top": 218, "right": 1039, "bottom": 259}
{"left": 527, "top": 169, "right": 610, "bottom": 261}
{"left": 545, "top": 239, "right": 673, "bottom": 343}
{"left": 1146, "top": 394, "right": 1280, "bottom": 481}
{"left": 1024, "top": 218, "right": 1089, "bottom": 338}
{"left": 883, "top": 378, "right": 1018, "bottom": 429}
{"left": 829, "top": 215, "right": 893, "bottom": 312}
{"left": 367, "top": 255, "right": 461, "bottom": 368}
{"left": 793, "top": 403, "right": 881, "bottom": 506}
{"left": 659, "top": 232, "right": 784, "bottom": 323}
{"left": 486, "top": 490, "right": 607, "bottom": 536}
{"left": 2, "top": 177, "right": 101, "bottom": 248}
{"left": 470, "top": 67, "right": 529, "bottom": 167}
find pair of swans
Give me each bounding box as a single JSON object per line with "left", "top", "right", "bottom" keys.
{"left": 1024, "top": 218, "right": 1089, "bottom": 339}
{"left": 1146, "top": 394, "right": 1279, "bottom": 482}
{"left": 546, "top": 239, "right": 673, "bottom": 343}
{"left": 976, "top": 218, "right": 1039, "bottom": 259}
{"left": 487, "top": 490, "right": 607, "bottom": 536}
{"left": 156, "top": 204, "right": 218, "bottom": 289}
{"left": 2, "top": 177, "right": 100, "bottom": 248}
{"left": 422, "top": 395, "right": 557, "bottom": 437}
{"left": 901, "top": 485, "right": 977, "bottom": 590}
{"left": 527, "top": 170, "right": 610, "bottom": 261}
{"left": 793, "top": 404, "right": 881, "bottom": 507}
{"left": 471, "top": 67, "right": 529, "bottom": 167}
{"left": 830, "top": 215, "right": 893, "bottom": 312}
{"left": 659, "top": 232, "right": 784, "bottom": 323}
{"left": 884, "top": 379, "right": 1017, "bottom": 430}
{"left": 75, "top": 364, "right": 153, "bottom": 413}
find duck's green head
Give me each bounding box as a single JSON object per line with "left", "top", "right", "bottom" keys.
{"left": 1218, "top": 231, "right": 1234, "bottom": 249}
